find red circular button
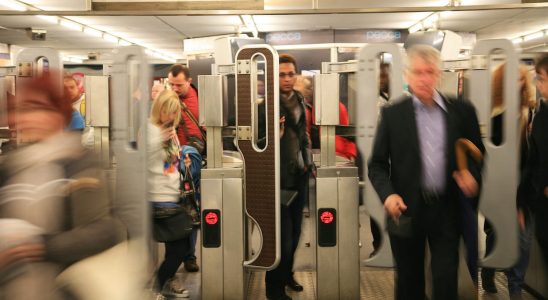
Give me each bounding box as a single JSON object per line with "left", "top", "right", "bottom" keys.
{"left": 205, "top": 212, "right": 219, "bottom": 225}
{"left": 320, "top": 211, "right": 334, "bottom": 224}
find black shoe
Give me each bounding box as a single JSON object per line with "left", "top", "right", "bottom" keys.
{"left": 184, "top": 259, "right": 199, "bottom": 272}
{"left": 481, "top": 268, "right": 497, "bottom": 293}
{"left": 369, "top": 248, "right": 379, "bottom": 258}
{"left": 286, "top": 277, "right": 303, "bottom": 292}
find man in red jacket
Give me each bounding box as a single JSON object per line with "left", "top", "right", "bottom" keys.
{"left": 166, "top": 64, "right": 201, "bottom": 273}
{"left": 167, "top": 64, "right": 202, "bottom": 150}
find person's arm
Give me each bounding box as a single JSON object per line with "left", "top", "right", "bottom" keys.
{"left": 43, "top": 166, "right": 126, "bottom": 265}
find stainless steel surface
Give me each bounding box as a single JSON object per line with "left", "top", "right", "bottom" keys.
{"left": 201, "top": 170, "right": 246, "bottom": 299}
{"left": 322, "top": 60, "right": 358, "bottom": 74}
{"left": 198, "top": 75, "right": 224, "bottom": 127}
{"left": 471, "top": 39, "right": 519, "bottom": 269}
{"left": 85, "top": 75, "right": 110, "bottom": 127}
{"left": 358, "top": 43, "right": 404, "bottom": 267}
{"left": 439, "top": 71, "right": 459, "bottom": 99}
{"left": 237, "top": 59, "right": 251, "bottom": 74}
{"left": 319, "top": 126, "right": 337, "bottom": 167}
{"left": 316, "top": 167, "right": 359, "bottom": 299}
{"left": 109, "top": 45, "right": 150, "bottom": 290}
{"left": 314, "top": 73, "right": 340, "bottom": 126}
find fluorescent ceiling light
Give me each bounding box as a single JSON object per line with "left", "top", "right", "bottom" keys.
{"left": 0, "top": 0, "right": 27, "bottom": 11}
{"left": 523, "top": 31, "right": 544, "bottom": 42}
{"left": 60, "top": 19, "right": 83, "bottom": 31}
{"left": 83, "top": 27, "right": 103, "bottom": 38}
{"left": 512, "top": 37, "right": 523, "bottom": 44}
{"left": 36, "top": 15, "right": 58, "bottom": 24}
{"left": 103, "top": 34, "right": 119, "bottom": 43}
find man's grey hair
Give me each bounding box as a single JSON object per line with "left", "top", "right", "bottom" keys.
{"left": 405, "top": 45, "right": 442, "bottom": 70}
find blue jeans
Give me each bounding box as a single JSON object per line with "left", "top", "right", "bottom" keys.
{"left": 483, "top": 210, "right": 533, "bottom": 293}
{"left": 505, "top": 211, "right": 533, "bottom": 294}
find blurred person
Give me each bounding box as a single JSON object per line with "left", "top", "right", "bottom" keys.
{"left": 368, "top": 45, "right": 484, "bottom": 300}
{"left": 151, "top": 82, "right": 165, "bottom": 101}
{"left": 0, "top": 74, "right": 126, "bottom": 299}
{"left": 480, "top": 64, "right": 536, "bottom": 297}
{"left": 265, "top": 54, "right": 313, "bottom": 300}
{"left": 148, "top": 89, "right": 195, "bottom": 298}
{"left": 521, "top": 54, "right": 548, "bottom": 271}
{"left": 63, "top": 75, "right": 85, "bottom": 131}
{"left": 167, "top": 64, "right": 201, "bottom": 273}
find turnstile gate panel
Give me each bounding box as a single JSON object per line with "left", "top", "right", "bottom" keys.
{"left": 357, "top": 43, "right": 405, "bottom": 267}
{"left": 470, "top": 39, "right": 519, "bottom": 268}
{"left": 111, "top": 46, "right": 150, "bottom": 241}
{"left": 235, "top": 44, "right": 280, "bottom": 270}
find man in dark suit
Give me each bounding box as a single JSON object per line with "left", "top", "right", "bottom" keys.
{"left": 525, "top": 53, "right": 548, "bottom": 266}
{"left": 368, "top": 45, "right": 484, "bottom": 300}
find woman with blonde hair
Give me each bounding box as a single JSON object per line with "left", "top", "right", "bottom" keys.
{"left": 148, "top": 89, "right": 191, "bottom": 298}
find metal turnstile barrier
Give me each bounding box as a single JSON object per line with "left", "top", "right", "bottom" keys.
{"left": 201, "top": 44, "right": 280, "bottom": 299}
{"left": 357, "top": 43, "right": 405, "bottom": 268}
{"left": 314, "top": 72, "right": 359, "bottom": 299}
{"left": 235, "top": 45, "right": 280, "bottom": 271}
{"left": 470, "top": 39, "right": 520, "bottom": 269}
{"left": 199, "top": 73, "right": 247, "bottom": 299}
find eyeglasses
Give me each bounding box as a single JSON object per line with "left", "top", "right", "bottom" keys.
{"left": 279, "top": 72, "right": 296, "bottom": 78}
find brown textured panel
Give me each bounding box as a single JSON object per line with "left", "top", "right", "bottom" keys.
{"left": 236, "top": 48, "right": 277, "bottom": 268}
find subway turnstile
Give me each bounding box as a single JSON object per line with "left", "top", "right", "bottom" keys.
{"left": 470, "top": 39, "right": 520, "bottom": 269}
{"left": 314, "top": 72, "right": 359, "bottom": 300}
{"left": 357, "top": 43, "right": 405, "bottom": 268}
{"left": 199, "top": 73, "right": 247, "bottom": 299}
{"left": 200, "top": 44, "right": 280, "bottom": 299}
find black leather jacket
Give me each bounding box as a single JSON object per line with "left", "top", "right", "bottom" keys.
{"left": 279, "top": 90, "right": 312, "bottom": 189}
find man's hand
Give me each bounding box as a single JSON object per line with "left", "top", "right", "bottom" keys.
{"left": 384, "top": 194, "right": 407, "bottom": 222}
{"left": 517, "top": 208, "right": 526, "bottom": 231}
{"left": 279, "top": 116, "right": 286, "bottom": 138}
{"left": 0, "top": 243, "right": 44, "bottom": 270}
{"left": 453, "top": 169, "right": 478, "bottom": 198}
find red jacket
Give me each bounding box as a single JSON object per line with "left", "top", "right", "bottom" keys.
{"left": 177, "top": 87, "right": 202, "bottom": 146}
{"left": 305, "top": 101, "right": 357, "bottom": 160}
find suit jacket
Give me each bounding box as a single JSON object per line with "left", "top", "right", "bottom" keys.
{"left": 522, "top": 100, "right": 548, "bottom": 210}
{"left": 368, "top": 94, "right": 484, "bottom": 228}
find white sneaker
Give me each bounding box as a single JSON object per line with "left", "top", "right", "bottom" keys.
{"left": 162, "top": 278, "right": 190, "bottom": 298}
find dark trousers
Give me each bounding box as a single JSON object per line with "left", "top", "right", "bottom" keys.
{"left": 534, "top": 202, "right": 548, "bottom": 269}
{"left": 183, "top": 227, "right": 198, "bottom": 262}
{"left": 459, "top": 193, "right": 478, "bottom": 284}
{"left": 265, "top": 179, "right": 307, "bottom": 295}
{"left": 157, "top": 237, "right": 190, "bottom": 290}
{"left": 389, "top": 196, "right": 459, "bottom": 300}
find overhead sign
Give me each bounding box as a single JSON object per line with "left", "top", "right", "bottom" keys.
{"left": 265, "top": 30, "right": 334, "bottom": 45}
{"left": 335, "top": 29, "right": 408, "bottom": 43}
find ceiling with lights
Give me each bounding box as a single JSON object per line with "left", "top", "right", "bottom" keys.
{"left": 0, "top": 0, "right": 547, "bottom": 64}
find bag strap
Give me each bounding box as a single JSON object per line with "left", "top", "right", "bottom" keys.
{"left": 181, "top": 102, "right": 206, "bottom": 142}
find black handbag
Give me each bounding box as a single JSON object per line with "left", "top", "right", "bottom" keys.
{"left": 180, "top": 164, "right": 200, "bottom": 227}
{"left": 152, "top": 203, "right": 193, "bottom": 242}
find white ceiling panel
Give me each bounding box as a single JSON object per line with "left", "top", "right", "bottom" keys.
{"left": 160, "top": 15, "right": 243, "bottom": 38}
{"left": 475, "top": 8, "right": 548, "bottom": 39}
{"left": 18, "top": 0, "right": 90, "bottom": 11}
{"left": 438, "top": 9, "right": 525, "bottom": 32}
